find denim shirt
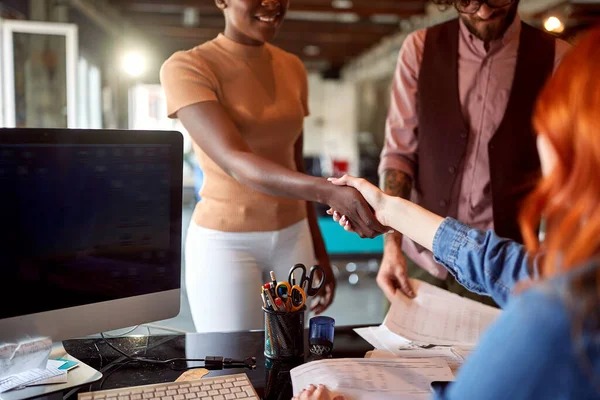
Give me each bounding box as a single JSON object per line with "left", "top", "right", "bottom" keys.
{"left": 429, "top": 218, "right": 600, "bottom": 400}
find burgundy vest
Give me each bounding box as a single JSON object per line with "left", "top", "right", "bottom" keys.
{"left": 416, "top": 19, "right": 555, "bottom": 242}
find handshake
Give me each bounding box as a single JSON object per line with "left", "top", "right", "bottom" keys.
{"left": 323, "top": 175, "right": 392, "bottom": 239}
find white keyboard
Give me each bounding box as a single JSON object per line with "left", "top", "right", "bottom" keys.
{"left": 78, "top": 373, "right": 259, "bottom": 400}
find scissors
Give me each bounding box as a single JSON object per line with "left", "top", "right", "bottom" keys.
{"left": 288, "top": 283, "right": 306, "bottom": 312}
{"left": 275, "top": 281, "right": 292, "bottom": 311}
{"left": 287, "top": 263, "right": 325, "bottom": 297}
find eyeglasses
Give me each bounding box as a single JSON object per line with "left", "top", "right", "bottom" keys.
{"left": 455, "top": 0, "right": 514, "bottom": 14}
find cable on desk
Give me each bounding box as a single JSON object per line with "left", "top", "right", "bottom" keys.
{"left": 142, "top": 324, "right": 191, "bottom": 334}
{"left": 101, "top": 326, "right": 141, "bottom": 337}
{"left": 99, "top": 333, "right": 256, "bottom": 371}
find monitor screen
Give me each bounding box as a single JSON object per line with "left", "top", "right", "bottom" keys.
{"left": 0, "top": 129, "right": 182, "bottom": 342}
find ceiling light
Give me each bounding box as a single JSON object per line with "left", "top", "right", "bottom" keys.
{"left": 123, "top": 52, "right": 146, "bottom": 78}
{"left": 331, "top": 0, "right": 353, "bottom": 9}
{"left": 543, "top": 16, "right": 564, "bottom": 33}
{"left": 183, "top": 7, "right": 200, "bottom": 27}
{"left": 370, "top": 14, "right": 401, "bottom": 24}
{"left": 287, "top": 10, "right": 360, "bottom": 23}
{"left": 304, "top": 45, "right": 321, "bottom": 56}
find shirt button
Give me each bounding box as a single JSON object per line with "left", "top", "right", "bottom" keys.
{"left": 477, "top": 95, "right": 483, "bottom": 102}
{"left": 439, "top": 200, "right": 448, "bottom": 207}
{"left": 460, "top": 131, "right": 468, "bottom": 139}
{"left": 448, "top": 166, "right": 456, "bottom": 174}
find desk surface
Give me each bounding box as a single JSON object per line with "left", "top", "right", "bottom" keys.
{"left": 63, "top": 327, "right": 373, "bottom": 400}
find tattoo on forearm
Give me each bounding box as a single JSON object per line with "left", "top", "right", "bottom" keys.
{"left": 381, "top": 170, "right": 412, "bottom": 199}
{"left": 380, "top": 170, "right": 412, "bottom": 245}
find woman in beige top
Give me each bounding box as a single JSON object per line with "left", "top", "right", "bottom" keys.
{"left": 161, "top": 0, "right": 386, "bottom": 332}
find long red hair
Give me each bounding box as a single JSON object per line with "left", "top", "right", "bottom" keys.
{"left": 520, "top": 26, "right": 600, "bottom": 277}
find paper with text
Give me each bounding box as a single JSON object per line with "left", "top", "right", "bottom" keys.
{"left": 365, "top": 348, "right": 463, "bottom": 376}
{"left": 290, "top": 358, "right": 454, "bottom": 400}
{"left": 0, "top": 365, "right": 63, "bottom": 393}
{"left": 26, "top": 360, "right": 68, "bottom": 386}
{"left": 383, "top": 279, "right": 501, "bottom": 346}
{"left": 0, "top": 338, "right": 53, "bottom": 380}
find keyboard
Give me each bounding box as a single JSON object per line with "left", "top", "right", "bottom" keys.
{"left": 78, "top": 373, "right": 259, "bottom": 400}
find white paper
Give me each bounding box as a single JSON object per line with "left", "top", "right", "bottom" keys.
{"left": 0, "top": 338, "right": 53, "bottom": 380}
{"left": 291, "top": 358, "right": 454, "bottom": 400}
{"left": 0, "top": 365, "right": 63, "bottom": 393}
{"left": 450, "top": 346, "right": 475, "bottom": 361}
{"left": 26, "top": 361, "right": 68, "bottom": 386}
{"left": 353, "top": 326, "right": 421, "bottom": 353}
{"left": 365, "top": 348, "right": 463, "bottom": 376}
{"left": 383, "top": 279, "right": 501, "bottom": 346}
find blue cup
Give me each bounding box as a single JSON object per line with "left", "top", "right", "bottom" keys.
{"left": 308, "top": 316, "right": 335, "bottom": 360}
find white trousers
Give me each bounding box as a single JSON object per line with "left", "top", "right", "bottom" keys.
{"left": 185, "top": 219, "right": 316, "bottom": 333}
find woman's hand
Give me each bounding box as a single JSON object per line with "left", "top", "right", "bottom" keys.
{"left": 323, "top": 183, "right": 389, "bottom": 239}
{"left": 311, "top": 256, "right": 336, "bottom": 315}
{"left": 327, "top": 175, "right": 389, "bottom": 228}
{"left": 292, "top": 384, "right": 345, "bottom": 400}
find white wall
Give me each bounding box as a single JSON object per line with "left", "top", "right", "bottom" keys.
{"left": 304, "top": 73, "right": 359, "bottom": 176}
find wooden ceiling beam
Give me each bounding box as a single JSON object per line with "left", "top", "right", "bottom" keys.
{"left": 124, "top": 11, "right": 401, "bottom": 34}
{"left": 109, "top": 0, "right": 425, "bottom": 16}
{"left": 142, "top": 25, "right": 395, "bottom": 43}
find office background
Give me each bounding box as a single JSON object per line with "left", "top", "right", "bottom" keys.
{"left": 0, "top": 0, "right": 595, "bottom": 334}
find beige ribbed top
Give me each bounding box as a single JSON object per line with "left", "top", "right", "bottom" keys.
{"left": 160, "top": 34, "right": 309, "bottom": 232}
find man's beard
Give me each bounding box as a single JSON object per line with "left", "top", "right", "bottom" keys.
{"left": 460, "top": 0, "right": 519, "bottom": 43}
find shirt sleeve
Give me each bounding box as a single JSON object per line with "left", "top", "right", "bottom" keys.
{"left": 377, "top": 29, "right": 426, "bottom": 179}
{"left": 432, "top": 218, "right": 534, "bottom": 307}
{"left": 432, "top": 288, "right": 570, "bottom": 400}
{"left": 159, "top": 50, "right": 219, "bottom": 119}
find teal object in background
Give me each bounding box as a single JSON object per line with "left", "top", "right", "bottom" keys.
{"left": 317, "top": 217, "right": 384, "bottom": 255}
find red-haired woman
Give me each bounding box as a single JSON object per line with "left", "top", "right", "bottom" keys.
{"left": 297, "top": 26, "right": 600, "bottom": 400}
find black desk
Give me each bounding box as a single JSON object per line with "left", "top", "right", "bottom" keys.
{"left": 62, "top": 327, "right": 373, "bottom": 400}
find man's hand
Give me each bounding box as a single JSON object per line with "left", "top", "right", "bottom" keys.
{"left": 378, "top": 237, "right": 415, "bottom": 300}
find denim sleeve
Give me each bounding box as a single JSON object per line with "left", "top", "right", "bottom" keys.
{"left": 430, "top": 288, "right": 571, "bottom": 400}
{"left": 432, "top": 218, "right": 533, "bottom": 308}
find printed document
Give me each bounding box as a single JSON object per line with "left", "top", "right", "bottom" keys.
{"left": 365, "top": 348, "right": 463, "bottom": 376}
{"left": 383, "top": 279, "right": 501, "bottom": 346}
{"left": 0, "top": 338, "right": 52, "bottom": 380}
{"left": 290, "top": 358, "right": 454, "bottom": 400}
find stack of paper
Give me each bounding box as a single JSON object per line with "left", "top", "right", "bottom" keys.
{"left": 0, "top": 358, "right": 77, "bottom": 393}
{"left": 291, "top": 357, "right": 454, "bottom": 400}
{"left": 353, "top": 279, "right": 500, "bottom": 377}
{"left": 365, "top": 349, "right": 463, "bottom": 376}
{"left": 0, "top": 338, "right": 53, "bottom": 380}
{"left": 0, "top": 363, "right": 63, "bottom": 393}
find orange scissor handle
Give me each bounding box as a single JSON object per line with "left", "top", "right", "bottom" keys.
{"left": 289, "top": 285, "right": 306, "bottom": 312}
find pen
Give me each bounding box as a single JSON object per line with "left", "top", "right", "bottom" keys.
{"left": 264, "top": 288, "right": 277, "bottom": 312}
{"left": 260, "top": 290, "right": 267, "bottom": 309}
{"left": 262, "top": 287, "right": 273, "bottom": 311}
{"left": 265, "top": 282, "right": 276, "bottom": 299}
{"left": 274, "top": 297, "right": 287, "bottom": 313}
{"left": 269, "top": 270, "right": 277, "bottom": 291}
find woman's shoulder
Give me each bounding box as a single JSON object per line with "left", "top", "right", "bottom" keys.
{"left": 266, "top": 43, "right": 306, "bottom": 72}
{"left": 515, "top": 258, "right": 600, "bottom": 342}
{"left": 161, "top": 40, "right": 221, "bottom": 73}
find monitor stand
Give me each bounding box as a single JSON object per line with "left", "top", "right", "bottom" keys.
{"left": 1, "top": 342, "right": 102, "bottom": 400}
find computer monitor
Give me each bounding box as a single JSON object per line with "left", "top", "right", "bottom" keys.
{"left": 0, "top": 128, "right": 183, "bottom": 344}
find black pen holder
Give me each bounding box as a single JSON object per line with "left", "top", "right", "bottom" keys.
{"left": 263, "top": 306, "right": 305, "bottom": 360}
